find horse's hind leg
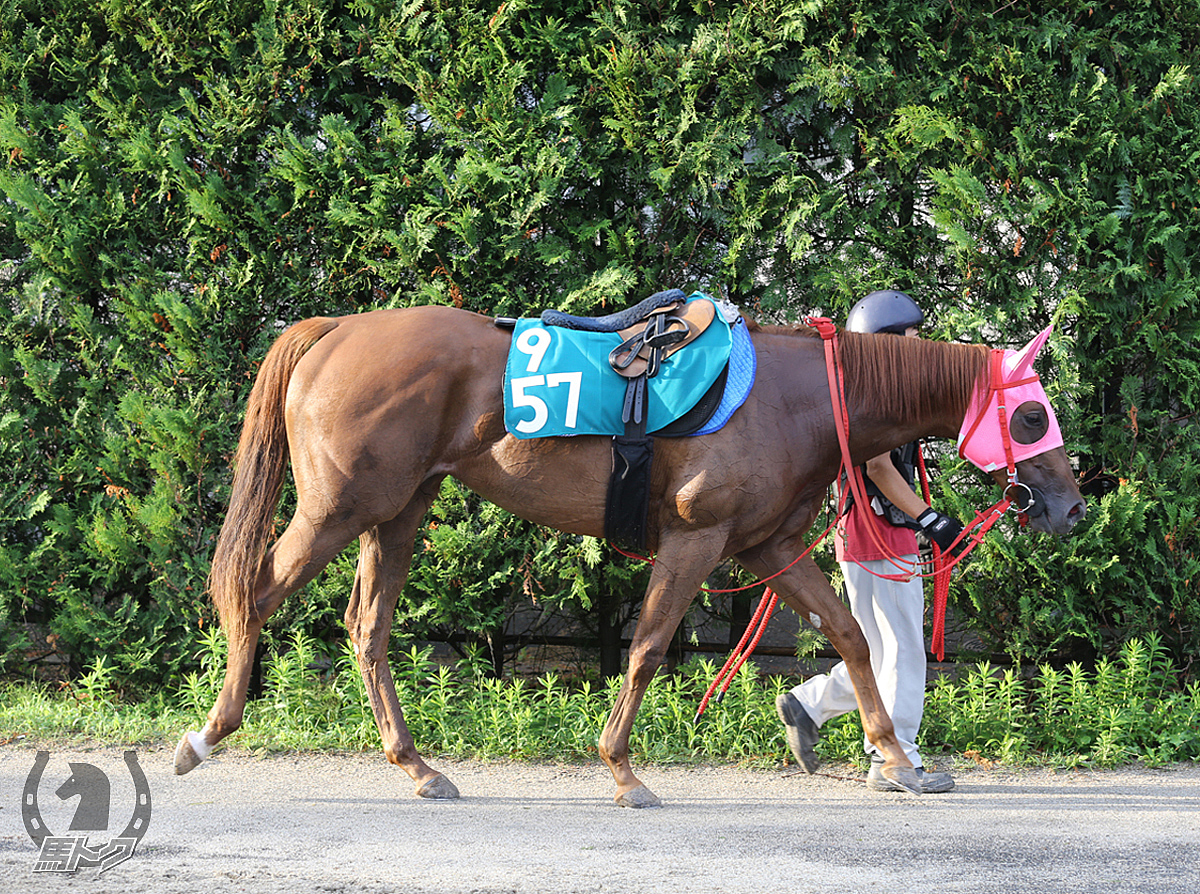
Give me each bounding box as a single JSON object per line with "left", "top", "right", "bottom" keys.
{"left": 175, "top": 518, "right": 359, "bottom": 774}
{"left": 345, "top": 486, "right": 458, "bottom": 799}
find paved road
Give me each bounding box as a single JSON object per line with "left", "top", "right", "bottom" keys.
{"left": 2, "top": 746, "right": 1198, "bottom": 893}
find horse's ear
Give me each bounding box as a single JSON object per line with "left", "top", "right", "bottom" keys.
{"left": 1005, "top": 324, "right": 1053, "bottom": 377}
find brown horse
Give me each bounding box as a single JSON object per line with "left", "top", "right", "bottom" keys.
{"left": 173, "top": 305, "right": 1086, "bottom": 806}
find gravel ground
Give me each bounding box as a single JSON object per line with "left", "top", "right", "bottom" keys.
{"left": 3, "top": 745, "right": 1199, "bottom": 893}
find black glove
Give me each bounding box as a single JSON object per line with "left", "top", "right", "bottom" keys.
{"left": 916, "top": 508, "right": 964, "bottom": 555}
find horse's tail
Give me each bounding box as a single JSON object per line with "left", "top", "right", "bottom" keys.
{"left": 208, "top": 317, "right": 340, "bottom": 643}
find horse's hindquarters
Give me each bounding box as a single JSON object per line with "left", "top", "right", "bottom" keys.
{"left": 284, "top": 307, "right": 612, "bottom": 538}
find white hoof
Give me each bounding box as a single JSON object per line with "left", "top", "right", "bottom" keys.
{"left": 174, "top": 730, "right": 213, "bottom": 775}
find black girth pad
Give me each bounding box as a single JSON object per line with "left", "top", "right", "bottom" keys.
{"left": 602, "top": 353, "right": 730, "bottom": 550}
{"left": 605, "top": 435, "right": 654, "bottom": 551}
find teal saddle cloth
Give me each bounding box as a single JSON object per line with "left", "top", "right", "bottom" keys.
{"left": 503, "top": 293, "right": 733, "bottom": 439}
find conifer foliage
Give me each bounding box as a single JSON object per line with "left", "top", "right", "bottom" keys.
{"left": 2, "top": 1, "right": 1198, "bottom": 684}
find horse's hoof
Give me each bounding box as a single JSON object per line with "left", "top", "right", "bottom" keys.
{"left": 416, "top": 774, "right": 460, "bottom": 800}
{"left": 881, "top": 765, "right": 922, "bottom": 795}
{"left": 614, "top": 784, "right": 662, "bottom": 808}
{"left": 173, "top": 730, "right": 211, "bottom": 775}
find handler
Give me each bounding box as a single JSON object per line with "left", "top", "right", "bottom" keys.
{"left": 776, "top": 290, "right": 963, "bottom": 793}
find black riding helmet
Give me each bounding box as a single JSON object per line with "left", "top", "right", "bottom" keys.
{"left": 846, "top": 290, "right": 924, "bottom": 334}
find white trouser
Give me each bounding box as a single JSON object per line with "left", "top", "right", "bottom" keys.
{"left": 790, "top": 557, "right": 927, "bottom": 767}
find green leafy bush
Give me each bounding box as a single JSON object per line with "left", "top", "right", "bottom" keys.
{"left": 2, "top": 0, "right": 1197, "bottom": 687}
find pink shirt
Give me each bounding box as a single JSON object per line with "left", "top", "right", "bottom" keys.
{"left": 835, "top": 500, "right": 918, "bottom": 563}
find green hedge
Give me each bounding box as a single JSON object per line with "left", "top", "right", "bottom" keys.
{"left": 2, "top": 0, "right": 1198, "bottom": 686}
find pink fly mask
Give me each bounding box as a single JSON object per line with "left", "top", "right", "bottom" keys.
{"left": 957, "top": 325, "right": 1064, "bottom": 477}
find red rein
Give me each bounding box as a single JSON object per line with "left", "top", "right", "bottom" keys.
{"left": 675, "top": 320, "right": 1018, "bottom": 718}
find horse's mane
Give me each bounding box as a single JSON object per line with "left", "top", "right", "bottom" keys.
{"left": 839, "top": 331, "right": 990, "bottom": 425}
{"left": 749, "top": 320, "right": 990, "bottom": 425}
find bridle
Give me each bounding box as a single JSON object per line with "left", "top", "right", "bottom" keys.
{"left": 801, "top": 319, "right": 1061, "bottom": 657}
{"left": 959, "top": 346, "right": 1050, "bottom": 521}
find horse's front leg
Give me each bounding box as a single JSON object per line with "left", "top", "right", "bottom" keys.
{"left": 346, "top": 495, "right": 458, "bottom": 799}
{"left": 735, "top": 548, "right": 922, "bottom": 796}
{"left": 598, "top": 533, "right": 724, "bottom": 808}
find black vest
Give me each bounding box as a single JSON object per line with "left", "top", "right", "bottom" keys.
{"left": 847, "top": 441, "right": 921, "bottom": 529}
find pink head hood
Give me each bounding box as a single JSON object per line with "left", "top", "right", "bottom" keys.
{"left": 957, "top": 325, "right": 1064, "bottom": 473}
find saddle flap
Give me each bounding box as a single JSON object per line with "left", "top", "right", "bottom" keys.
{"left": 609, "top": 299, "right": 717, "bottom": 379}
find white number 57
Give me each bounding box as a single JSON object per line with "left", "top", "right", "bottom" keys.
{"left": 510, "top": 372, "right": 582, "bottom": 434}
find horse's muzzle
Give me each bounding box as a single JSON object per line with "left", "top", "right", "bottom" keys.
{"left": 1023, "top": 489, "right": 1087, "bottom": 535}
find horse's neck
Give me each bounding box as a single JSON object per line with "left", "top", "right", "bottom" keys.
{"left": 848, "top": 410, "right": 962, "bottom": 465}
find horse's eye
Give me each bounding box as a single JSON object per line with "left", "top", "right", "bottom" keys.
{"left": 1011, "top": 401, "right": 1049, "bottom": 444}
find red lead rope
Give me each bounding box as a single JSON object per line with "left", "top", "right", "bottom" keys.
{"left": 691, "top": 320, "right": 1018, "bottom": 717}
{"left": 916, "top": 447, "right": 952, "bottom": 660}
{"left": 692, "top": 588, "right": 778, "bottom": 722}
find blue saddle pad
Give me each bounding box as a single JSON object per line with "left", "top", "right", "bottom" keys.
{"left": 503, "top": 293, "right": 734, "bottom": 439}
{"left": 693, "top": 315, "right": 755, "bottom": 436}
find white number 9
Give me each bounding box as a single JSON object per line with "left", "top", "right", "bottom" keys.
{"left": 515, "top": 327, "right": 551, "bottom": 373}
